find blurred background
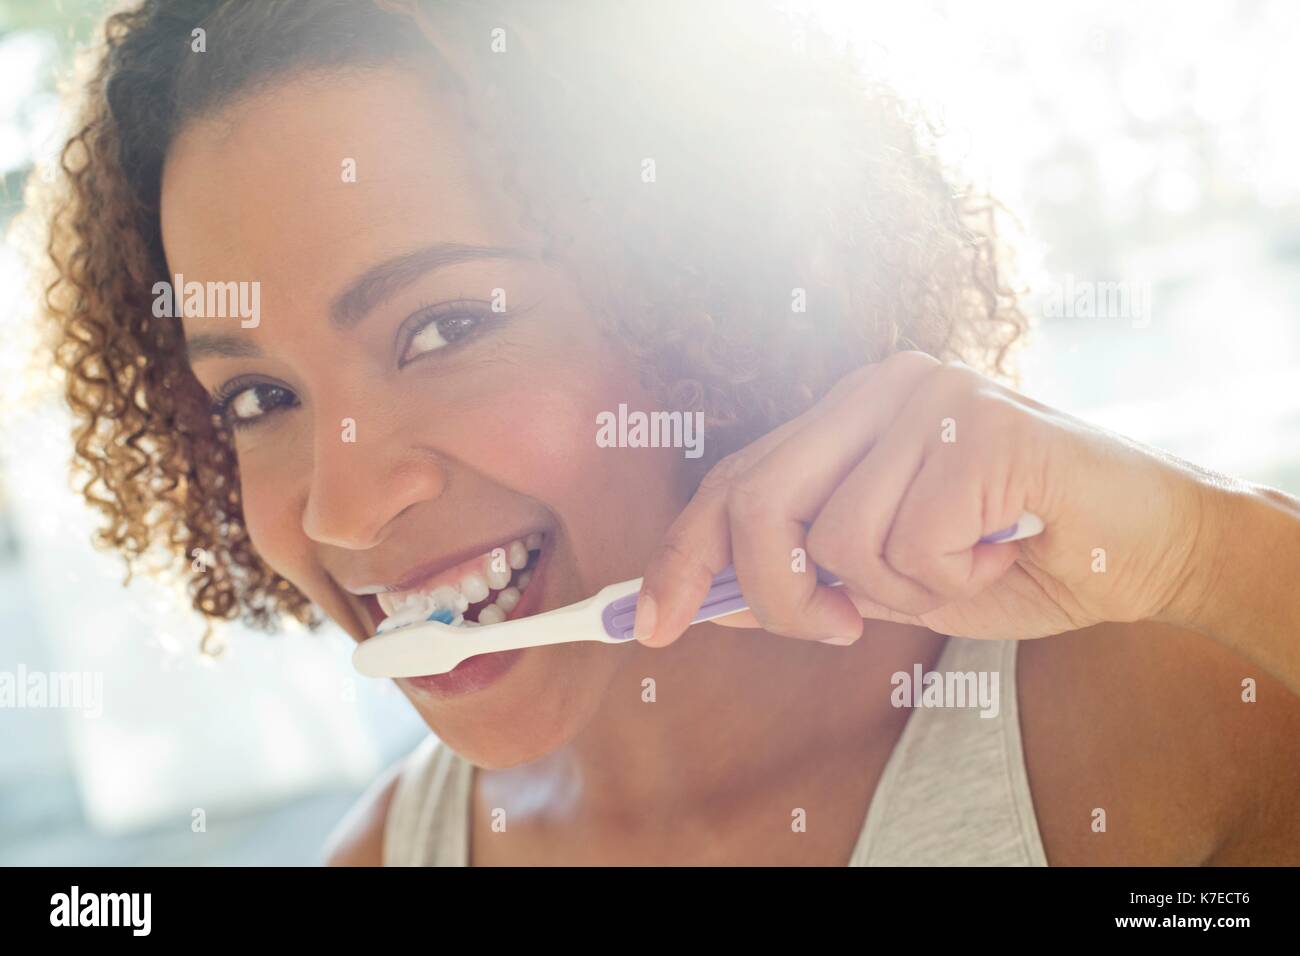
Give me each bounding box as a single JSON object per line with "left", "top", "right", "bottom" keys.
{"left": 1, "top": 0, "right": 1297, "bottom": 864}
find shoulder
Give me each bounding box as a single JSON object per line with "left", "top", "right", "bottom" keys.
{"left": 1019, "top": 621, "right": 1300, "bottom": 864}
{"left": 322, "top": 734, "right": 450, "bottom": 866}
{"left": 322, "top": 734, "right": 459, "bottom": 866}
{"left": 320, "top": 757, "right": 405, "bottom": 867}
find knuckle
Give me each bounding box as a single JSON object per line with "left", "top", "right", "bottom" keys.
{"left": 976, "top": 389, "right": 1027, "bottom": 428}
{"left": 651, "top": 533, "right": 705, "bottom": 583}
{"left": 851, "top": 580, "right": 937, "bottom": 617}
{"left": 899, "top": 593, "right": 945, "bottom": 616}
{"left": 807, "top": 523, "right": 862, "bottom": 581}
{"left": 699, "top": 451, "right": 748, "bottom": 495}
{"left": 738, "top": 584, "right": 799, "bottom": 637}
{"left": 933, "top": 360, "right": 981, "bottom": 392}
{"left": 752, "top": 613, "right": 804, "bottom": 640}
{"left": 658, "top": 533, "right": 691, "bottom": 562}
{"left": 885, "top": 541, "right": 968, "bottom": 597}
{"left": 804, "top": 521, "right": 836, "bottom": 565}
{"left": 955, "top": 390, "right": 1030, "bottom": 451}
{"left": 831, "top": 362, "right": 877, "bottom": 398}
{"left": 725, "top": 474, "right": 777, "bottom": 519}
{"left": 752, "top": 598, "right": 822, "bottom": 640}
{"left": 879, "top": 351, "right": 946, "bottom": 403}
{"left": 884, "top": 540, "right": 931, "bottom": 580}
{"left": 888, "top": 350, "right": 941, "bottom": 373}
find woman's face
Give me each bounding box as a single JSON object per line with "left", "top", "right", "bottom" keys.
{"left": 161, "top": 66, "right": 689, "bottom": 767}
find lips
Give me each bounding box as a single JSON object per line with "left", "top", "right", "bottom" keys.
{"left": 340, "top": 532, "right": 557, "bottom": 700}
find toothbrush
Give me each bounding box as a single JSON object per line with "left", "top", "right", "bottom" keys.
{"left": 351, "top": 511, "right": 1045, "bottom": 678}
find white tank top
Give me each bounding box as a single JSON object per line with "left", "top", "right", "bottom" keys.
{"left": 382, "top": 636, "right": 1049, "bottom": 865}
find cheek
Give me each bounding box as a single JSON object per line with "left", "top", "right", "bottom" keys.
{"left": 233, "top": 449, "right": 312, "bottom": 573}
{"left": 499, "top": 378, "right": 688, "bottom": 573}
{"left": 435, "top": 353, "right": 685, "bottom": 579}
{"left": 472, "top": 389, "right": 609, "bottom": 494}
{"left": 441, "top": 352, "right": 649, "bottom": 500}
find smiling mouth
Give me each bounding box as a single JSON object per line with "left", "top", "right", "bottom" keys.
{"left": 358, "top": 532, "right": 544, "bottom": 635}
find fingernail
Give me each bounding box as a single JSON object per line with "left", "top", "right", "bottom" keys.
{"left": 633, "top": 593, "right": 657, "bottom": 644}
{"left": 819, "top": 635, "right": 857, "bottom": 646}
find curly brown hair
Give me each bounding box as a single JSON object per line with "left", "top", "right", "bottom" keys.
{"left": 16, "top": 0, "right": 1028, "bottom": 643}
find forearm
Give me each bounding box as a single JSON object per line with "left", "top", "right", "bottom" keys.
{"left": 1162, "top": 478, "right": 1300, "bottom": 697}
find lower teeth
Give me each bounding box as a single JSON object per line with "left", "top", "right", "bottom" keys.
{"left": 477, "top": 604, "right": 507, "bottom": 626}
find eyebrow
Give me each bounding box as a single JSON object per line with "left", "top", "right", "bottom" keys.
{"left": 330, "top": 241, "right": 531, "bottom": 329}
{"left": 185, "top": 334, "right": 263, "bottom": 364}
{"left": 184, "top": 242, "right": 531, "bottom": 363}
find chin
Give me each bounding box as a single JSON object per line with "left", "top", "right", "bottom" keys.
{"left": 397, "top": 640, "right": 623, "bottom": 769}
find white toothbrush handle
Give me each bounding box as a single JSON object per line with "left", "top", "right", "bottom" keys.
{"left": 351, "top": 578, "right": 641, "bottom": 678}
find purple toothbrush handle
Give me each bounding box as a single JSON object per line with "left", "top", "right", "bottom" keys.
{"left": 601, "top": 519, "right": 1030, "bottom": 640}
{"left": 601, "top": 564, "right": 835, "bottom": 640}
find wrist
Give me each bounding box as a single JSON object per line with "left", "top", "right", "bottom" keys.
{"left": 1156, "top": 475, "right": 1297, "bottom": 646}
{"left": 1154, "top": 472, "right": 1241, "bottom": 636}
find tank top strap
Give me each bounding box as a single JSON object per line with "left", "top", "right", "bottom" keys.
{"left": 848, "top": 636, "right": 1048, "bottom": 866}
{"left": 382, "top": 733, "right": 472, "bottom": 866}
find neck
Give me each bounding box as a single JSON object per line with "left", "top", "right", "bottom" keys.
{"left": 554, "top": 619, "right": 947, "bottom": 818}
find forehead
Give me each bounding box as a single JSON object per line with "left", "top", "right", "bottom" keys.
{"left": 160, "top": 65, "right": 529, "bottom": 319}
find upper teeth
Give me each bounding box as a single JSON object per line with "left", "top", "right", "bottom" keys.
{"left": 374, "top": 535, "right": 540, "bottom": 633}
{"left": 460, "top": 571, "right": 491, "bottom": 603}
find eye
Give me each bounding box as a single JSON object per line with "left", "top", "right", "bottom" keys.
{"left": 399, "top": 301, "right": 493, "bottom": 367}
{"left": 211, "top": 381, "right": 298, "bottom": 430}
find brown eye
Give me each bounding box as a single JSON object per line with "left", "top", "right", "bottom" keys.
{"left": 400, "top": 306, "right": 489, "bottom": 365}
{"left": 212, "top": 382, "right": 298, "bottom": 429}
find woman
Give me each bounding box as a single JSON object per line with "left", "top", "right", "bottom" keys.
{"left": 24, "top": 0, "right": 1300, "bottom": 865}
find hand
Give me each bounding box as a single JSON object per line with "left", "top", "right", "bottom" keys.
{"left": 633, "top": 351, "right": 1210, "bottom": 646}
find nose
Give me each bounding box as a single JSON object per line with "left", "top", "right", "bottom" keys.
{"left": 301, "top": 412, "right": 447, "bottom": 550}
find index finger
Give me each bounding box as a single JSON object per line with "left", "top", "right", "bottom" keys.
{"left": 632, "top": 405, "right": 822, "bottom": 647}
